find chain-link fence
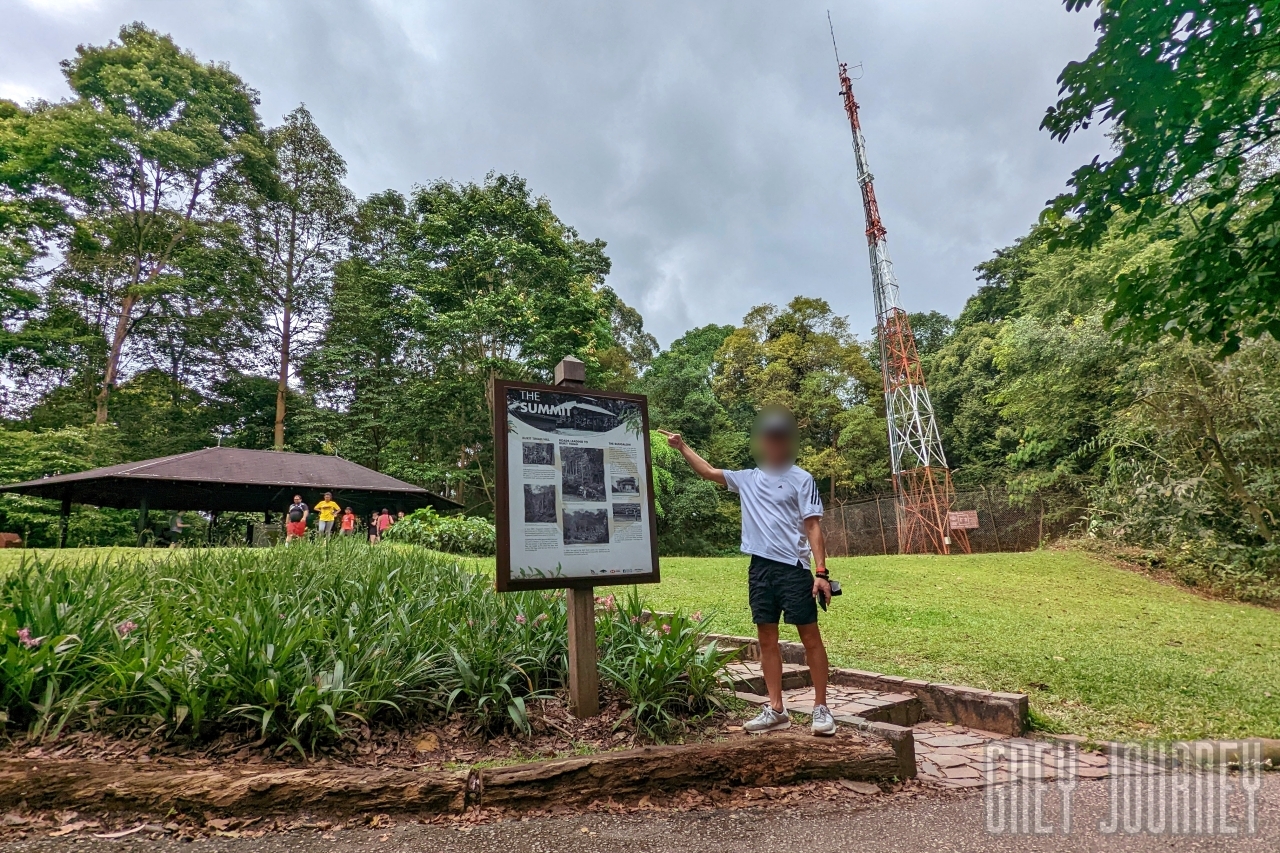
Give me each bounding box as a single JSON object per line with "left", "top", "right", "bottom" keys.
{"left": 821, "top": 487, "right": 1069, "bottom": 556}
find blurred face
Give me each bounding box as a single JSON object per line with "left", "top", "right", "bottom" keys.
{"left": 759, "top": 431, "right": 796, "bottom": 469}
{"left": 750, "top": 406, "right": 799, "bottom": 471}
{"left": 293, "top": 495, "right": 302, "bottom": 503}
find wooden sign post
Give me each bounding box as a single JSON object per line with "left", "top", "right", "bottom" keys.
{"left": 554, "top": 357, "right": 601, "bottom": 718}
{"left": 490, "top": 356, "right": 660, "bottom": 720}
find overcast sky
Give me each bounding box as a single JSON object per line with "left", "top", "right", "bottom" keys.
{"left": 1, "top": 0, "right": 1105, "bottom": 347}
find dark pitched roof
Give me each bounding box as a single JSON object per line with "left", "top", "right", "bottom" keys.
{"left": 0, "top": 447, "right": 460, "bottom": 513}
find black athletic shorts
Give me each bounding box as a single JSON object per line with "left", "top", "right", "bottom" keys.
{"left": 748, "top": 554, "right": 818, "bottom": 626}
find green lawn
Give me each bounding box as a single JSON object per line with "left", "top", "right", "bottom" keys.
{"left": 4, "top": 546, "right": 1276, "bottom": 742}
{"left": 648, "top": 551, "right": 1280, "bottom": 742}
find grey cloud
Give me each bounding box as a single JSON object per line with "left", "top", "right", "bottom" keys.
{"left": 0, "top": 0, "right": 1105, "bottom": 345}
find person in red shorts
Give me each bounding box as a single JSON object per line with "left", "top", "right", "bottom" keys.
{"left": 285, "top": 495, "right": 309, "bottom": 542}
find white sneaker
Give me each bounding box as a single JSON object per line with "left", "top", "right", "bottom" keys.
{"left": 811, "top": 704, "right": 836, "bottom": 736}
{"left": 744, "top": 705, "right": 792, "bottom": 733}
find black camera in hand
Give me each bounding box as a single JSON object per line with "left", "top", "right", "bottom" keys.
{"left": 816, "top": 575, "right": 842, "bottom": 611}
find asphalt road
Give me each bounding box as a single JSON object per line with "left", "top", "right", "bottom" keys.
{"left": 5, "top": 777, "right": 1277, "bottom": 852}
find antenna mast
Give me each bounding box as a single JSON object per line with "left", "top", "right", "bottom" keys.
{"left": 829, "top": 22, "right": 966, "bottom": 555}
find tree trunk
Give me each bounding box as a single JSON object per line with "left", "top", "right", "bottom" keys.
{"left": 95, "top": 292, "right": 137, "bottom": 424}
{"left": 478, "top": 732, "right": 899, "bottom": 810}
{"left": 0, "top": 759, "right": 464, "bottom": 817}
{"left": 0, "top": 732, "right": 901, "bottom": 818}
{"left": 274, "top": 288, "right": 292, "bottom": 451}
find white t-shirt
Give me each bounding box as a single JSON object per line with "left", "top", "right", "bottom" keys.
{"left": 723, "top": 465, "right": 824, "bottom": 566}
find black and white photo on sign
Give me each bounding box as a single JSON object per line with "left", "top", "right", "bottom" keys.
{"left": 610, "top": 474, "right": 639, "bottom": 495}
{"left": 522, "top": 441, "right": 555, "bottom": 466}
{"left": 563, "top": 509, "right": 609, "bottom": 545}
{"left": 561, "top": 446, "right": 605, "bottom": 502}
{"left": 523, "top": 484, "right": 557, "bottom": 524}
{"left": 612, "top": 502, "right": 642, "bottom": 522}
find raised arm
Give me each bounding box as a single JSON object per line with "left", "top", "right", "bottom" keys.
{"left": 656, "top": 430, "right": 726, "bottom": 487}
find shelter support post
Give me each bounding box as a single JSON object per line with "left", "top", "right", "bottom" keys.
{"left": 555, "top": 356, "right": 599, "bottom": 719}
{"left": 136, "top": 496, "right": 148, "bottom": 546}
{"left": 59, "top": 496, "right": 70, "bottom": 549}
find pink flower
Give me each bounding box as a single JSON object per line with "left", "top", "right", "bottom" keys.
{"left": 515, "top": 614, "right": 527, "bottom": 625}
{"left": 534, "top": 613, "right": 548, "bottom": 625}
{"left": 691, "top": 611, "right": 703, "bottom": 623}
{"left": 660, "top": 623, "right": 672, "bottom": 635}
{"left": 116, "top": 620, "right": 138, "bottom": 638}
{"left": 467, "top": 619, "right": 474, "bottom": 628}
{"left": 604, "top": 594, "right": 617, "bottom": 612}
{"left": 630, "top": 616, "right": 641, "bottom": 625}
{"left": 16, "top": 627, "right": 41, "bottom": 649}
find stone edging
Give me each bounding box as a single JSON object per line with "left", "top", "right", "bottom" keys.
{"left": 1048, "top": 735, "right": 1280, "bottom": 771}
{"left": 707, "top": 633, "right": 1029, "bottom": 737}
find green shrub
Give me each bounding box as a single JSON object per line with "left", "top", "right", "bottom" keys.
{"left": 0, "top": 542, "right": 561, "bottom": 750}
{"left": 0, "top": 543, "right": 734, "bottom": 750}
{"left": 383, "top": 508, "right": 496, "bottom": 556}
{"left": 597, "top": 592, "right": 735, "bottom": 737}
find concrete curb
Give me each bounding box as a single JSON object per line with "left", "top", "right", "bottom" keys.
{"left": 1047, "top": 735, "right": 1280, "bottom": 771}
{"left": 833, "top": 717, "right": 917, "bottom": 780}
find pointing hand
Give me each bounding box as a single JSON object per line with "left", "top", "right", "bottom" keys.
{"left": 656, "top": 429, "right": 685, "bottom": 450}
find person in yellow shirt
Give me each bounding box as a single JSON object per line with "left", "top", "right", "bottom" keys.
{"left": 313, "top": 492, "right": 341, "bottom": 537}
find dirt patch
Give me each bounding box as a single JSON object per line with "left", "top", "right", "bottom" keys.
{"left": 0, "top": 695, "right": 742, "bottom": 773}
{"left": 0, "top": 775, "right": 936, "bottom": 844}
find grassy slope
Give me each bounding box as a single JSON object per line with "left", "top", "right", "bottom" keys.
{"left": 647, "top": 550, "right": 1280, "bottom": 742}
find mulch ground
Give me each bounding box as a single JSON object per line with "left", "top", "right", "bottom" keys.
{"left": 0, "top": 777, "right": 931, "bottom": 843}
{"left": 0, "top": 695, "right": 743, "bottom": 773}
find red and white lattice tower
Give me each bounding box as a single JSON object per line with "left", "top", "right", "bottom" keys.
{"left": 834, "top": 58, "right": 968, "bottom": 555}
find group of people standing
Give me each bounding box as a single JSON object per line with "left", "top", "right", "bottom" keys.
{"left": 284, "top": 492, "right": 403, "bottom": 543}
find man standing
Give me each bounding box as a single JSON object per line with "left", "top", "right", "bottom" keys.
{"left": 285, "top": 495, "right": 309, "bottom": 542}
{"left": 658, "top": 407, "right": 836, "bottom": 736}
{"left": 314, "top": 492, "right": 341, "bottom": 538}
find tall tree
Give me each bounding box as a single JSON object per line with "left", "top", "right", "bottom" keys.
{"left": 1044, "top": 0, "right": 1280, "bottom": 354}
{"left": 50, "top": 23, "right": 268, "bottom": 424}
{"left": 641, "top": 323, "right": 736, "bottom": 451}
{"left": 238, "top": 105, "right": 352, "bottom": 450}
{"left": 303, "top": 176, "right": 626, "bottom": 510}
{"left": 714, "top": 296, "right": 884, "bottom": 503}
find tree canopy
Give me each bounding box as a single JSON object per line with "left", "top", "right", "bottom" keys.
{"left": 1044, "top": 0, "right": 1280, "bottom": 354}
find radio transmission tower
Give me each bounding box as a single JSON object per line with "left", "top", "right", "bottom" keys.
{"left": 830, "top": 30, "right": 966, "bottom": 555}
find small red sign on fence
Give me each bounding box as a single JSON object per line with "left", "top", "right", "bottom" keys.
{"left": 947, "top": 510, "right": 979, "bottom": 530}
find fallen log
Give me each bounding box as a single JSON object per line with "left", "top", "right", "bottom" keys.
{"left": 0, "top": 731, "right": 899, "bottom": 818}
{"left": 478, "top": 731, "right": 900, "bottom": 809}
{"left": 0, "top": 761, "right": 466, "bottom": 816}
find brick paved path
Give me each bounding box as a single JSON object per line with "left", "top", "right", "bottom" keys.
{"left": 730, "top": 661, "right": 1174, "bottom": 788}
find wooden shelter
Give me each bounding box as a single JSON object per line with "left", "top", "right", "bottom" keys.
{"left": 0, "top": 447, "right": 459, "bottom": 546}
